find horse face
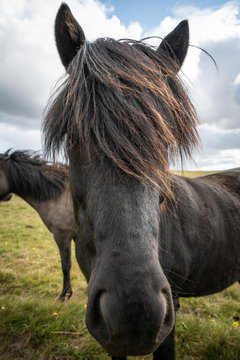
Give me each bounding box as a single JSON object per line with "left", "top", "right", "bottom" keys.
{"left": 0, "top": 162, "right": 10, "bottom": 201}
{"left": 69, "top": 150, "right": 174, "bottom": 356}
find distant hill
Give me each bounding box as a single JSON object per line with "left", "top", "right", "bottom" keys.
{"left": 225, "top": 167, "right": 240, "bottom": 171}
{"left": 173, "top": 168, "right": 240, "bottom": 178}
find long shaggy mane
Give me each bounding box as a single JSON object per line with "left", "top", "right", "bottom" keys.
{"left": 43, "top": 38, "right": 199, "bottom": 197}
{"left": 0, "top": 150, "right": 67, "bottom": 201}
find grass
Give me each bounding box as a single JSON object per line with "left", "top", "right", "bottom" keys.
{"left": 1, "top": 175, "right": 240, "bottom": 359}
{"left": 172, "top": 170, "right": 220, "bottom": 178}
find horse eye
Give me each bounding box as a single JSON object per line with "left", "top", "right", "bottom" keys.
{"left": 159, "top": 194, "right": 165, "bottom": 204}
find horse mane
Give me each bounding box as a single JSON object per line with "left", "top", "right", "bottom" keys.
{"left": 0, "top": 150, "right": 68, "bottom": 201}
{"left": 44, "top": 38, "right": 199, "bottom": 197}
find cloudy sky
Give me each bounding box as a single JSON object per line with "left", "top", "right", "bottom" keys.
{"left": 0, "top": 0, "right": 239, "bottom": 170}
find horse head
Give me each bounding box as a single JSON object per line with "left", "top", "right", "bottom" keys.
{"left": 44, "top": 3, "right": 198, "bottom": 356}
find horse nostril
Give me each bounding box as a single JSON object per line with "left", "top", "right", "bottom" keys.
{"left": 86, "top": 290, "right": 110, "bottom": 344}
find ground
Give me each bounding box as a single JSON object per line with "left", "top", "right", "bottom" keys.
{"left": 0, "top": 174, "right": 240, "bottom": 359}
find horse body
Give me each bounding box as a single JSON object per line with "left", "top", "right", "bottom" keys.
{"left": 161, "top": 172, "right": 240, "bottom": 298}
{"left": 25, "top": 189, "right": 76, "bottom": 300}
{"left": 43, "top": 3, "right": 240, "bottom": 358}
{"left": 0, "top": 150, "right": 76, "bottom": 300}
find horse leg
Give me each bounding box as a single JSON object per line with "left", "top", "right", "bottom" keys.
{"left": 153, "top": 325, "right": 175, "bottom": 360}
{"left": 54, "top": 232, "right": 73, "bottom": 301}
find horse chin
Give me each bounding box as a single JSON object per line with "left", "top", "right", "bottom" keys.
{"left": 102, "top": 321, "right": 174, "bottom": 356}
{"left": 104, "top": 316, "right": 174, "bottom": 357}
{"left": 105, "top": 343, "right": 160, "bottom": 357}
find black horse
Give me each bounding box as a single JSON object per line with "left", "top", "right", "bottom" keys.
{"left": 0, "top": 150, "right": 76, "bottom": 301}
{"left": 43, "top": 3, "right": 240, "bottom": 359}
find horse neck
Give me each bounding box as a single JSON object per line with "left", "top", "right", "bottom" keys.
{"left": 20, "top": 187, "right": 74, "bottom": 234}
{"left": 19, "top": 192, "right": 59, "bottom": 231}
{"left": 19, "top": 194, "right": 44, "bottom": 211}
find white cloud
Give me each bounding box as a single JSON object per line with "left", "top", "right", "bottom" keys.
{"left": 182, "top": 124, "right": 240, "bottom": 170}
{"left": 149, "top": 2, "right": 240, "bottom": 81}
{"left": 234, "top": 73, "right": 240, "bottom": 84}
{"left": 186, "top": 148, "right": 240, "bottom": 171}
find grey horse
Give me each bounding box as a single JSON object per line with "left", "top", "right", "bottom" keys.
{"left": 0, "top": 150, "right": 76, "bottom": 301}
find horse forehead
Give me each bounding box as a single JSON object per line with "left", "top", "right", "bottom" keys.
{"left": 78, "top": 171, "right": 160, "bottom": 226}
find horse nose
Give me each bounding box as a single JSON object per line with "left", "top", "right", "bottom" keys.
{"left": 86, "top": 285, "right": 174, "bottom": 356}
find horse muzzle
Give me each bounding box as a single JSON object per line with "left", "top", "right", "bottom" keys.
{"left": 86, "top": 280, "right": 175, "bottom": 356}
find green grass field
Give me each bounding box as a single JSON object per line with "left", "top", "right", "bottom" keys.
{"left": 172, "top": 170, "right": 219, "bottom": 178}
{"left": 0, "top": 171, "right": 240, "bottom": 359}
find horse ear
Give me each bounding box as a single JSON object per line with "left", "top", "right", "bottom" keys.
{"left": 157, "top": 20, "right": 189, "bottom": 71}
{"left": 55, "top": 3, "right": 85, "bottom": 69}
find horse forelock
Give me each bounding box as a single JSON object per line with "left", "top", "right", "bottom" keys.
{"left": 44, "top": 38, "right": 199, "bottom": 198}
{"left": 1, "top": 150, "right": 67, "bottom": 201}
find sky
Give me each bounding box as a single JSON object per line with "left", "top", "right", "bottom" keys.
{"left": 0, "top": 0, "right": 240, "bottom": 170}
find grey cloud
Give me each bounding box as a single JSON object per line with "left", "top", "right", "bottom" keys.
{"left": 184, "top": 147, "right": 240, "bottom": 170}
{"left": 0, "top": 5, "right": 63, "bottom": 130}
{"left": 191, "top": 149, "right": 240, "bottom": 170}
{"left": 0, "top": 123, "right": 41, "bottom": 153}
{"left": 194, "top": 37, "right": 240, "bottom": 130}
{"left": 172, "top": 123, "right": 240, "bottom": 170}
{"left": 0, "top": 111, "right": 42, "bottom": 130}
{"left": 0, "top": 88, "right": 42, "bottom": 121}
{"left": 199, "top": 127, "right": 240, "bottom": 151}
{"left": 0, "top": 47, "right": 62, "bottom": 127}
{"left": 183, "top": 125, "right": 240, "bottom": 170}
{"left": 233, "top": 83, "right": 240, "bottom": 105}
